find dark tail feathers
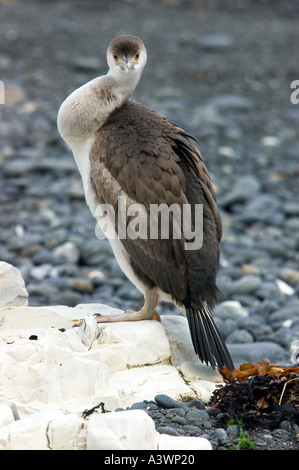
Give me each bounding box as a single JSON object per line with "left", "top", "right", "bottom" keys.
{"left": 186, "top": 306, "right": 234, "bottom": 371}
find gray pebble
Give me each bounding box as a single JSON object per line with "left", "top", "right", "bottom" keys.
{"left": 226, "top": 424, "right": 239, "bottom": 438}
{"left": 154, "top": 394, "right": 180, "bottom": 409}
{"left": 220, "top": 175, "right": 261, "bottom": 209}
{"left": 215, "top": 318, "right": 236, "bottom": 339}
{"left": 200, "top": 433, "right": 211, "bottom": 441}
{"left": 64, "top": 277, "right": 94, "bottom": 293}
{"left": 175, "top": 401, "right": 190, "bottom": 413}
{"left": 204, "top": 94, "right": 255, "bottom": 111}
{"left": 130, "top": 401, "right": 148, "bottom": 410}
{"left": 213, "top": 428, "right": 228, "bottom": 445}
{"left": 32, "top": 249, "right": 57, "bottom": 265}
{"left": 279, "top": 420, "right": 299, "bottom": 435}
{"left": 171, "top": 416, "right": 187, "bottom": 426}
{"left": 206, "top": 407, "right": 219, "bottom": 418}
{"left": 197, "top": 34, "right": 235, "bottom": 51}
{"left": 145, "top": 402, "right": 159, "bottom": 410}
{"left": 184, "top": 425, "right": 200, "bottom": 434}
{"left": 56, "top": 290, "right": 82, "bottom": 307}
{"left": 156, "top": 426, "right": 180, "bottom": 436}
{"left": 175, "top": 408, "right": 186, "bottom": 417}
{"left": 203, "top": 420, "right": 213, "bottom": 430}
{"left": 53, "top": 242, "right": 80, "bottom": 264}
{"left": 226, "top": 329, "right": 254, "bottom": 344}
{"left": 30, "top": 264, "right": 52, "bottom": 281}
{"left": 269, "top": 305, "right": 299, "bottom": 324}
{"left": 228, "top": 341, "right": 289, "bottom": 365}
{"left": 261, "top": 434, "right": 273, "bottom": 441}
{"left": 72, "top": 55, "right": 103, "bottom": 71}
{"left": 188, "top": 398, "right": 206, "bottom": 410}
{"left": 230, "top": 275, "right": 262, "bottom": 295}
{"left": 150, "top": 412, "right": 165, "bottom": 420}
{"left": 186, "top": 409, "right": 210, "bottom": 422}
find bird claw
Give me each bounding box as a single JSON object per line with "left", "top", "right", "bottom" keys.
{"left": 92, "top": 309, "right": 161, "bottom": 322}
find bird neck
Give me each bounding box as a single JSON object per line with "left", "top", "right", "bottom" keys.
{"left": 107, "top": 66, "right": 142, "bottom": 100}
{"left": 57, "top": 70, "right": 141, "bottom": 148}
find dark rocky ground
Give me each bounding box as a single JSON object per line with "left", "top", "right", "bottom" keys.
{"left": 0, "top": 0, "right": 299, "bottom": 450}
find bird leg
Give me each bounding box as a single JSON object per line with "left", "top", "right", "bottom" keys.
{"left": 94, "top": 287, "right": 161, "bottom": 323}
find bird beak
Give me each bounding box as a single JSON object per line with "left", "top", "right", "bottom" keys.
{"left": 119, "top": 58, "right": 136, "bottom": 73}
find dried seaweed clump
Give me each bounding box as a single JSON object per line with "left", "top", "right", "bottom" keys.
{"left": 209, "top": 358, "right": 299, "bottom": 430}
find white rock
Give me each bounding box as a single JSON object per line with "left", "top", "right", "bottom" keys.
{"left": 0, "top": 330, "right": 109, "bottom": 406}
{"left": 0, "top": 262, "right": 28, "bottom": 308}
{"left": 106, "top": 364, "right": 193, "bottom": 410}
{"left": 179, "top": 361, "right": 222, "bottom": 382}
{"left": 30, "top": 264, "right": 52, "bottom": 281}
{"left": 93, "top": 320, "right": 171, "bottom": 371}
{"left": 53, "top": 241, "right": 80, "bottom": 264}
{"left": 42, "top": 302, "right": 124, "bottom": 321}
{"left": 40, "top": 345, "right": 109, "bottom": 405}
{"left": 0, "top": 404, "right": 14, "bottom": 426}
{"left": 40, "top": 326, "right": 87, "bottom": 353}
{"left": 86, "top": 410, "right": 159, "bottom": 450}
{"left": 0, "top": 305, "right": 73, "bottom": 333}
{"left": 0, "top": 398, "right": 35, "bottom": 421}
{"left": 47, "top": 413, "right": 85, "bottom": 450}
{"left": 161, "top": 315, "right": 197, "bottom": 367}
{"left": 185, "top": 379, "right": 220, "bottom": 404}
{"left": 75, "top": 315, "right": 99, "bottom": 349}
{"left": 0, "top": 409, "right": 63, "bottom": 450}
{"left": 161, "top": 314, "right": 224, "bottom": 399}
{"left": 0, "top": 339, "right": 46, "bottom": 404}
{"left": 275, "top": 279, "right": 295, "bottom": 296}
{"left": 74, "top": 303, "right": 124, "bottom": 317}
{"left": 158, "top": 433, "right": 212, "bottom": 450}
{"left": 218, "top": 300, "right": 249, "bottom": 318}
{"left": 0, "top": 301, "right": 225, "bottom": 449}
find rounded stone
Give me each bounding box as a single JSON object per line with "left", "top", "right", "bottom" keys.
{"left": 130, "top": 402, "right": 148, "bottom": 410}
{"left": 156, "top": 426, "right": 180, "bottom": 436}
{"left": 171, "top": 416, "right": 187, "bottom": 426}
{"left": 188, "top": 398, "right": 206, "bottom": 410}
{"left": 213, "top": 428, "right": 228, "bottom": 444}
{"left": 154, "top": 394, "right": 180, "bottom": 409}
{"left": 186, "top": 409, "right": 210, "bottom": 422}
{"left": 230, "top": 275, "right": 262, "bottom": 295}
{"left": 197, "top": 33, "right": 235, "bottom": 51}
{"left": 226, "top": 424, "right": 239, "bottom": 438}
{"left": 226, "top": 329, "right": 254, "bottom": 344}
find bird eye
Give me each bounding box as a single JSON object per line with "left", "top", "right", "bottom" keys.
{"left": 136, "top": 53, "right": 139, "bottom": 59}
{"left": 113, "top": 54, "right": 118, "bottom": 60}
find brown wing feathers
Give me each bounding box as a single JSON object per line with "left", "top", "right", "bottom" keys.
{"left": 89, "top": 100, "right": 234, "bottom": 370}
{"left": 90, "top": 100, "right": 220, "bottom": 304}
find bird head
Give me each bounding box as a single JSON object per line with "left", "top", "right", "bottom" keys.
{"left": 107, "top": 35, "right": 147, "bottom": 78}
